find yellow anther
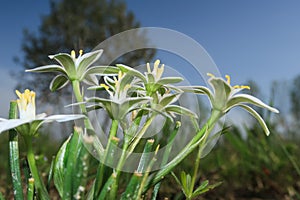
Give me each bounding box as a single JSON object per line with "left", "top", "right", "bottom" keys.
{"left": 71, "top": 50, "right": 76, "bottom": 59}
{"left": 79, "top": 50, "right": 83, "bottom": 56}
{"left": 225, "top": 75, "right": 231, "bottom": 84}
{"left": 207, "top": 73, "right": 215, "bottom": 78}
{"left": 240, "top": 85, "right": 251, "bottom": 90}
{"left": 15, "top": 89, "right": 36, "bottom": 119}
{"left": 100, "top": 84, "right": 109, "bottom": 90}
{"left": 146, "top": 63, "right": 151, "bottom": 73}
{"left": 233, "top": 85, "right": 251, "bottom": 90}
{"left": 154, "top": 60, "right": 160, "bottom": 72}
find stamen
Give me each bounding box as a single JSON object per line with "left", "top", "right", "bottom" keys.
{"left": 154, "top": 60, "right": 160, "bottom": 72}
{"left": 71, "top": 50, "right": 76, "bottom": 59}
{"left": 100, "top": 84, "right": 109, "bottom": 91}
{"left": 240, "top": 85, "right": 251, "bottom": 90}
{"left": 233, "top": 85, "right": 251, "bottom": 90}
{"left": 225, "top": 75, "right": 231, "bottom": 84}
{"left": 207, "top": 73, "right": 215, "bottom": 78}
{"left": 79, "top": 50, "right": 83, "bottom": 56}
{"left": 146, "top": 63, "right": 151, "bottom": 73}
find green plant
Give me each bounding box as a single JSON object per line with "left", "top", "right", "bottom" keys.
{"left": 0, "top": 50, "right": 278, "bottom": 199}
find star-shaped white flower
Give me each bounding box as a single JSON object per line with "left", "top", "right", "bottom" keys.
{"left": 0, "top": 89, "right": 85, "bottom": 136}
{"left": 180, "top": 74, "right": 279, "bottom": 135}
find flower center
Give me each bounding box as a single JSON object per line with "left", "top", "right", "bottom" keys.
{"left": 16, "top": 89, "right": 36, "bottom": 120}
{"left": 71, "top": 50, "right": 83, "bottom": 59}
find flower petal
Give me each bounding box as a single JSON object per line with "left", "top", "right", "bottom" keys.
{"left": 49, "top": 74, "right": 69, "bottom": 91}
{"left": 226, "top": 94, "right": 279, "bottom": 113}
{"left": 26, "top": 64, "right": 67, "bottom": 75}
{"left": 0, "top": 119, "right": 31, "bottom": 133}
{"left": 165, "top": 105, "right": 198, "bottom": 119}
{"left": 117, "top": 64, "right": 147, "bottom": 83}
{"left": 83, "top": 66, "right": 119, "bottom": 77}
{"left": 156, "top": 77, "right": 184, "bottom": 85}
{"left": 178, "top": 86, "right": 213, "bottom": 97}
{"left": 82, "top": 74, "right": 99, "bottom": 85}
{"left": 49, "top": 53, "right": 76, "bottom": 79}
{"left": 209, "top": 77, "right": 232, "bottom": 103}
{"left": 238, "top": 104, "right": 271, "bottom": 136}
{"left": 43, "top": 114, "right": 86, "bottom": 122}
{"left": 76, "top": 50, "right": 103, "bottom": 75}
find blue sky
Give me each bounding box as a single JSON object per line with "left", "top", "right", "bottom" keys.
{"left": 0, "top": 0, "right": 299, "bottom": 116}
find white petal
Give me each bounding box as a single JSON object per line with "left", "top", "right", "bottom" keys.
{"left": 227, "top": 94, "right": 279, "bottom": 113}
{"left": 0, "top": 119, "right": 31, "bottom": 133}
{"left": 44, "top": 114, "right": 85, "bottom": 122}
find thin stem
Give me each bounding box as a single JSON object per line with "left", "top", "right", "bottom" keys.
{"left": 27, "top": 178, "right": 35, "bottom": 200}
{"left": 188, "top": 142, "right": 205, "bottom": 198}
{"left": 25, "top": 137, "right": 50, "bottom": 200}
{"left": 71, "top": 80, "right": 94, "bottom": 132}
{"left": 94, "top": 119, "right": 119, "bottom": 199}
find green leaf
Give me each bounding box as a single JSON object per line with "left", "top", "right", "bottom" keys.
{"left": 120, "top": 173, "right": 142, "bottom": 200}
{"left": 49, "top": 74, "right": 69, "bottom": 91}
{"left": 63, "top": 127, "right": 84, "bottom": 199}
{"left": 137, "top": 139, "right": 155, "bottom": 173}
{"left": 53, "top": 135, "right": 71, "bottom": 197}
{"left": 97, "top": 175, "right": 117, "bottom": 200}
{"left": 8, "top": 101, "right": 24, "bottom": 200}
{"left": 192, "top": 181, "right": 222, "bottom": 197}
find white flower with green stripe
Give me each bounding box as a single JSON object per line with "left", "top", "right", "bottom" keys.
{"left": 0, "top": 89, "right": 85, "bottom": 136}
{"left": 26, "top": 50, "right": 119, "bottom": 91}
{"left": 180, "top": 74, "right": 279, "bottom": 135}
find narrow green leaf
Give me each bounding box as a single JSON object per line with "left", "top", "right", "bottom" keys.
{"left": 53, "top": 135, "right": 71, "bottom": 197}
{"left": 8, "top": 101, "right": 24, "bottom": 200}
{"left": 137, "top": 139, "right": 155, "bottom": 173}
{"left": 191, "top": 181, "right": 222, "bottom": 197}
{"left": 120, "top": 172, "right": 142, "bottom": 200}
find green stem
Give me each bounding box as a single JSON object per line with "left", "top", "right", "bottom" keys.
{"left": 8, "top": 101, "right": 24, "bottom": 200}
{"left": 27, "top": 178, "right": 35, "bottom": 200}
{"left": 146, "top": 109, "right": 222, "bottom": 188}
{"left": 188, "top": 142, "right": 205, "bottom": 199}
{"left": 94, "top": 119, "right": 119, "bottom": 199}
{"left": 25, "top": 137, "right": 50, "bottom": 200}
{"left": 71, "top": 80, "right": 94, "bottom": 132}
{"left": 127, "top": 116, "right": 155, "bottom": 155}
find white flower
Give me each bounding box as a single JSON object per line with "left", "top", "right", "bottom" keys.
{"left": 0, "top": 89, "right": 85, "bottom": 136}
{"left": 180, "top": 74, "right": 279, "bottom": 135}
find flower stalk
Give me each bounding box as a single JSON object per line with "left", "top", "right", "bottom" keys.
{"left": 24, "top": 136, "right": 50, "bottom": 200}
